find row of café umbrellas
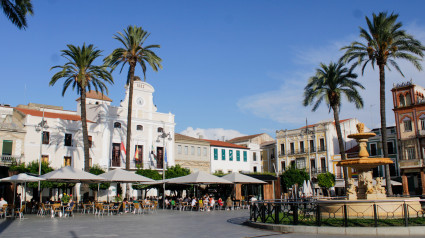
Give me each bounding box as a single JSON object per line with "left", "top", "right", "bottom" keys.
{"left": 0, "top": 167, "right": 265, "bottom": 207}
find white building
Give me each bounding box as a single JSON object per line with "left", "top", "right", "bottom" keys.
{"left": 12, "top": 79, "right": 175, "bottom": 201}
{"left": 204, "top": 139, "right": 251, "bottom": 174}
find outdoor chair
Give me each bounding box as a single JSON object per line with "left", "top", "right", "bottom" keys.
{"left": 96, "top": 203, "right": 106, "bottom": 216}
{"left": 64, "top": 204, "right": 75, "bottom": 217}
{"left": 133, "top": 203, "right": 142, "bottom": 214}
{"left": 2, "top": 204, "right": 8, "bottom": 218}
{"left": 152, "top": 201, "right": 158, "bottom": 213}
{"left": 52, "top": 204, "right": 62, "bottom": 217}
{"left": 37, "top": 204, "right": 46, "bottom": 216}
{"left": 198, "top": 203, "right": 204, "bottom": 212}
{"left": 0, "top": 206, "right": 5, "bottom": 218}
{"left": 82, "top": 203, "right": 93, "bottom": 214}
{"left": 15, "top": 205, "right": 25, "bottom": 219}
{"left": 108, "top": 203, "right": 121, "bottom": 215}
{"left": 181, "top": 202, "right": 189, "bottom": 211}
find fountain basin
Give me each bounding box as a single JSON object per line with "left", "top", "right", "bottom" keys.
{"left": 337, "top": 157, "right": 393, "bottom": 170}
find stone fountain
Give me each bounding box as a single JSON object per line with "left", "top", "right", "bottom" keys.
{"left": 337, "top": 123, "right": 393, "bottom": 200}
{"left": 319, "top": 123, "right": 421, "bottom": 218}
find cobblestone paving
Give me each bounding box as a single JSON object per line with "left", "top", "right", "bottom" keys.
{"left": 0, "top": 210, "right": 421, "bottom": 238}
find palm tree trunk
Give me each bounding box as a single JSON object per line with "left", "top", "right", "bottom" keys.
{"left": 332, "top": 104, "right": 349, "bottom": 192}
{"left": 80, "top": 87, "right": 90, "bottom": 172}
{"left": 126, "top": 64, "right": 136, "bottom": 170}
{"left": 379, "top": 64, "right": 393, "bottom": 196}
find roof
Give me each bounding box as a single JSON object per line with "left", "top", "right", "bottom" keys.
{"left": 76, "top": 90, "right": 112, "bottom": 102}
{"left": 227, "top": 133, "right": 263, "bottom": 143}
{"left": 15, "top": 107, "right": 91, "bottom": 122}
{"left": 175, "top": 133, "right": 209, "bottom": 144}
{"left": 299, "top": 118, "right": 352, "bottom": 129}
{"left": 202, "top": 139, "right": 248, "bottom": 149}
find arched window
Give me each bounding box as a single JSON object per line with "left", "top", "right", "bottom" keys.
{"left": 405, "top": 93, "right": 412, "bottom": 106}
{"left": 399, "top": 94, "right": 406, "bottom": 106}
{"left": 137, "top": 125, "right": 143, "bottom": 131}
{"left": 114, "top": 122, "right": 121, "bottom": 128}
{"left": 403, "top": 117, "right": 412, "bottom": 132}
{"left": 157, "top": 127, "right": 163, "bottom": 133}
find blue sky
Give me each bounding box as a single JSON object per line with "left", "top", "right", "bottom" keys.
{"left": 2, "top": 1, "right": 425, "bottom": 140}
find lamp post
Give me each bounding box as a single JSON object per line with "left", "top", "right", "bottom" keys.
{"left": 300, "top": 119, "right": 314, "bottom": 180}
{"left": 156, "top": 128, "right": 172, "bottom": 209}
{"left": 35, "top": 108, "right": 48, "bottom": 203}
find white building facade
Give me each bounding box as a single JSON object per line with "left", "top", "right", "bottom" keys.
{"left": 204, "top": 140, "right": 251, "bottom": 174}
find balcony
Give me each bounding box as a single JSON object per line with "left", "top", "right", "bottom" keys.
{"left": 399, "top": 159, "right": 423, "bottom": 169}
{"left": 0, "top": 155, "right": 21, "bottom": 166}
{"left": 311, "top": 167, "right": 327, "bottom": 176}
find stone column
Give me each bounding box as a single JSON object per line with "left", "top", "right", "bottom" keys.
{"left": 421, "top": 169, "right": 425, "bottom": 195}
{"left": 402, "top": 172, "right": 409, "bottom": 196}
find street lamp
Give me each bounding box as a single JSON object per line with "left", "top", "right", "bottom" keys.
{"left": 156, "top": 130, "right": 172, "bottom": 209}
{"left": 299, "top": 122, "right": 314, "bottom": 180}
{"left": 35, "top": 109, "right": 48, "bottom": 203}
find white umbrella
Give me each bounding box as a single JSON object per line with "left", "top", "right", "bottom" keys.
{"left": 0, "top": 173, "right": 45, "bottom": 209}
{"left": 41, "top": 166, "right": 105, "bottom": 183}
{"left": 167, "top": 171, "right": 233, "bottom": 184}
{"left": 221, "top": 172, "right": 266, "bottom": 184}
{"left": 99, "top": 168, "right": 154, "bottom": 183}
{"left": 305, "top": 180, "right": 313, "bottom": 197}
{"left": 302, "top": 180, "right": 307, "bottom": 196}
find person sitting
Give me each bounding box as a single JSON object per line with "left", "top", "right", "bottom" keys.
{"left": 217, "top": 198, "right": 223, "bottom": 210}
{"left": 209, "top": 197, "right": 215, "bottom": 211}
{"left": 191, "top": 197, "right": 197, "bottom": 210}
{"left": 0, "top": 197, "right": 8, "bottom": 208}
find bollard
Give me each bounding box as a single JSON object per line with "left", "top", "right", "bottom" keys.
{"left": 261, "top": 203, "right": 266, "bottom": 223}
{"left": 403, "top": 202, "right": 408, "bottom": 227}
{"left": 343, "top": 204, "right": 348, "bottom": 227}
{"left": 316, "top": 203, "right": 321, "bottom": 226}
{"left": 373, "top": 204, "right": 378, "bottom": 227}
{"left": 275, "top": 203, "right": 280, "bottom": 224}
{"left": 293, "top": 203, "right": 298, "bottom": 225}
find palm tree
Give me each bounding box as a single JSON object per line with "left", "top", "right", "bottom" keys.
{"left": 1, "top": 0, "right": 33, "bottom": 29}
{"left": 303, "top": 62, "right": 364, "bottom": 191}
{"left": 104, "top": 25, "right": 162, "bottom": 170}
{"left": 50, "top": 44, "right": 113, "bottom": 172}
{"left": 341, "top": 12, "right": 425, "bottom": 195}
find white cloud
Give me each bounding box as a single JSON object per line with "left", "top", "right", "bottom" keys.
{"left": 179, "top": 127, "right": 246, "bottom": 141}
{"left": 237, "top": 24, "right": 425, "bottom": 129}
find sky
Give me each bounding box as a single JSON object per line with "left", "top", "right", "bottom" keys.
{"left": 2, "top": 0, "right": 425, "bottom": 140}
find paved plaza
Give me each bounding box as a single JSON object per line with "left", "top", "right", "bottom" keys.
{"left": 0, "top": 210, "right": 423, "bottom": 238}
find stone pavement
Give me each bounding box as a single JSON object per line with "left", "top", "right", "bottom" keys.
{"left": 0, "top": 209, "right": 423, "bottom": 238}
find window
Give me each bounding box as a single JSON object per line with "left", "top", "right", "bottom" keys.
{"left": 89, "top": 157, "right": 92, "bottom": 168}
{"left": 387, "top": 141, "right": 395, "bottom": 154}
{"left": 399, "top": 94, "right": 406, "bottom": 106}
{"left": 406, "top": 147, "right": 415, "bottom": 160}
{"left": 111, "top": 143, "right": 121, "bottom": 167}
{"left": 184, "top": 146, "right": 188, "bottom": 155}
{"left": 404, "top": 119, "right": 412, "bottom": 131}
{"left": 290, "top": 143, "right": 295, "bottom": 154}
{"left": 300, "top": 141, "right": 304, "bottom": 153}
{"left": 64, "top": 156, "right": 72, "bottom": 167}
{"left": 178, "top": 145, "right": 182, "bottom": 154}
{"left": 203, "top": 147, "right": 207, "bottom": 156}
{"left": 243, "top": 151, "right": 247, "bottom": 162}
{"left": 41, "top": 155, "right": 49, "bottom": 164}
{"left": 157, "top": 127, "right": 163, "bottom": 133}
{"left": 421, "top": 118, "right": 425, "bottom": 131}
{"left": 281, "top": 161, "right": 286, "bottom": 171}
{"left": 370, "top": 143, "right": 377, "bottom": 156}
{"left": 406, "top": 93, "right": 412, "bottom": 105}
{"left": 64, "top": 133, "right": 72, "bottom": 146}
{"left": 253, "top": 166, "right": 257, "bottom": 172}
{"left": 191, "top": 146, "right": 195, "bottom": 155}
{"left": 253, "top": 152, "right": 257, "bottom": 161}
{"left": 197, "top": 147, "right": 201, "bottom": 156}
{"left": 137, "top": 125, "right": 143, "bottom": 131}
{"left": 88, "top": 135, "right": 93, "bottom": 148}
{"left": 227, "top": 170, "right": 232, "bottom": 173}
{"left": 236, "top": 150, "right": 240, "bottom": 161}
{"left": 2, "top": 140, "right": 12, "bottom": 155}
{"left": 229, "top": 150, "right": 233, "bottom": 161}
{"left": 296, "top": 158, "right": 306, "bottom": 169}
{"left": 114, "top": 122, "right": 121, "bottom": 128}
{"left": 310, "top": 140, "right": 315, "bottom": 152}
{"left": 319, "top": 138, "right": 325, "bottom": 151}
{"left": 222, "top": 149, "right": 226, "bottom": 160}
{"left": 42, "top": 131, "right": 50, "bottom": 144}
{"left": 280, "top": 144, "right": 285, "bottom": 155}
{"left": 214, "top": 148, "right": 218, "bottom": 160}
{"left": 135, "top": 145, "right": 143, "bottom": 166}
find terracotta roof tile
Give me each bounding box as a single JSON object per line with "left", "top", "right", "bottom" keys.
{"left": 15, "top": 108, "right": 92, "bottom": 122}
{"left": 202, "top": 139, "right": 248, "bottom": 149}
{"left": 227, "top": 133, "right": 263, "bottom": 143}
{"left": 76, "top": 90, "right": 112, "bottom": 102}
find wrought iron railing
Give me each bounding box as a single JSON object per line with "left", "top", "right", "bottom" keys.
{"left": 249, "top": 199, "right": 425, "bottom": 227}
{"left": 0, "top": 155, "right": 20, "bottom": 166}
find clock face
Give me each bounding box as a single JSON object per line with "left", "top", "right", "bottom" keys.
{"left": 136, "top": 97, "right": 144, "bottom": 106}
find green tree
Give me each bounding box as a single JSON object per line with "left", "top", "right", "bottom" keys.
{"left": 1, "top": 0, "right": 33, "bottom": 29}
{"left": 341, "top": 12, "right": 425, "bottom": 195}
{"left": 50, "top": 44, "right": 113, "bottom": 172}
{"left": 165, "top": 165, "right": 190, "bottom": 179}
{"left": 317, "top": 172, "right": 336, "bottom": 195}
{"left": 303, "top": 62, "right": 364, "bottom": 191}
{"left": 280, "top": 166, "right": 309, "bottom": 189}
{"left": 104, "top": 25, "right": 162, "bottom": 170}
{"left": 213, "top": 170, "right": 228, "bottom": 177}
{"left": 89, "top": 164, "right": 110, "bottom": 190}
{"left": 132, "top": 168, "right": 162, "bottom": 193}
